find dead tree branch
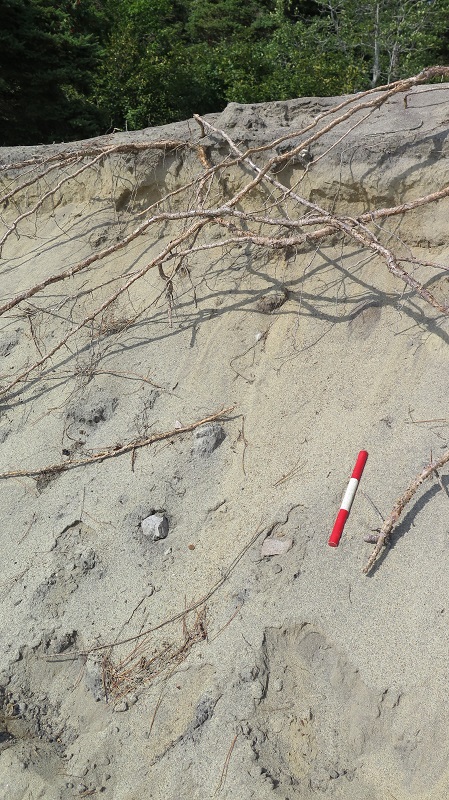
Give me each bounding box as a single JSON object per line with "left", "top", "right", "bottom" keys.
{"left": 0, "top": 139, "right": 187, "bottom": 173}
{"left": 194, "top": 114, "right": 448, "bottom": 314}
{"left": 363, "top": 449, "right": 449, "bottom": 573}
{"left": 0, "top": 406, "right": 234, "bottom": 479}
{"left": 1, "top": 66, "right": 448, "bottom": 411}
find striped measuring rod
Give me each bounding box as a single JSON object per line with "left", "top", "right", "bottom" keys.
{"left": 328, "top": 450, "right": 368, "bottom": 547}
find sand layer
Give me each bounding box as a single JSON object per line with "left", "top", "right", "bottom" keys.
{"left": 1, "top": 86, "right": 449, "bottom": 799}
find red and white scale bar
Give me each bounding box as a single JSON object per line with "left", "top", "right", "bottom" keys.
{"left": 328, "top": 450, "right": 368, "bottom": 547}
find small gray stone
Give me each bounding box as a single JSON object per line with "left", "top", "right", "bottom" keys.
{"left": 251, "top": 681, "right": 265, "bottom": 701}
{"left": 141, "top": 514, "right": 169, "bottom": 541}
{"left": 114, "top": 700, "right": 128, "bottom": 713}
{"left": 0, "top": 331, "right": 20, "bottom": 358}
{"left": 255, "top": 288, "right": 288, "bottom": 314}
{"left": 261, "top": 536, "right": 293, "bottom": 557}
{"left": 193, "top": 423, "right": 225, "bottom": 457}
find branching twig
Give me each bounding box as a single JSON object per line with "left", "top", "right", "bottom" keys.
{"left": 194, "top": 114, "right": 449, "bottom": 314}
{"left": 0, "top": 405, "right": 234, "bottom": 479}
{"left": 363, "top": 449, "right": 449, "bottom": 573}
{"left": 0, "top": 139, "right": 186, "bottom": 173}
{"left": 0, "top": 220, "right": 207, "bottom": 397}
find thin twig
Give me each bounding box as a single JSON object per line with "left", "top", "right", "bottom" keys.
{"left": 363, "top": 449, "right": 449, "bottom": 573}
{"left": 148, "top": 689, "right": 165, "bottom": 737}
{"left": 208, "top": 604, "right": 243, "bottom": 643}
{"left": 0, "top": 406, "right": 234, "bottom": 479}
{"left": 215, "top": 733, "right": 240, "bottom": 795}
{"left": 195, "top": 114, "right": 448, "bottom": 314}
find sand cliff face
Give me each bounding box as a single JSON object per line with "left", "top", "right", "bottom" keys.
{"left": 1, "top": 85, "right": 449, "bottom": 800}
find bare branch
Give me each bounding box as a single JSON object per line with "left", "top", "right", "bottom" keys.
{"left": 195, "top": 115, "right": 449, "bottom": 314}
{"left": 0, "top": 406, "right": 234, "bottom": 479}
{"left": 363, "top": 449, "right": 449, "bottom": 573}
{"left": 0, "top": 220, "right": 206, "bottom": 398}
{"left": 0, "top": 139, "right": 187, "bottom": 172}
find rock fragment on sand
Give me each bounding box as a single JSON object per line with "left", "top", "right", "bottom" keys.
{"left": 256, "top": 288, "right": 288, "bottom": 314}
{"left": 193, "top": 423, "right": 225, "bottom": 456}
{"left": 141, "top": 514, "right": 169, "bottom": 541}
{"left": 261, "top": 536, "right": 293, "bottom": 557}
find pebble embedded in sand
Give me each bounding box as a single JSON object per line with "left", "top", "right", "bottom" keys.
{"left": 261, "top": 536, "right": 293, "bottom": 556}
{"left": 193, "top": 423, "right": 225, "bottom": 456}
{"left": 141, "top": 514, "right": 169, "bottom": 541}
{"left": 255, "top": 288, "right": 288, "bottom": 314}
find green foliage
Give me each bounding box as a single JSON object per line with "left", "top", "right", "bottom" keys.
{"left": 1, "top": 0, "right": 449, "bottom": 144}
{"left": 94, "top": 1, "right": 222, "bottom": 128}
{"left": 96, "top": 0, "right": 449, "bottom": 135}
{"left": 186, "top": 0, "right": 275, "bottom": 43}
{"left": 313, "top": 0, "right": 449, "bottom": 86}
{"left": 0, "top": 0, "right": 110, "bottom": 145}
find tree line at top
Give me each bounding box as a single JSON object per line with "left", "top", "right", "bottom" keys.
{"left": 1, "top": 0, "right": 448, "bottom": 146}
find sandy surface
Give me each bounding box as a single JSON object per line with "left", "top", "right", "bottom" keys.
{"left": 1, "top": 85, "right": 449, "bottom": 799}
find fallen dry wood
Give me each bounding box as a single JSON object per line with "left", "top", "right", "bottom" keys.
{"left": 1, "top": 66, "right": 449, "bottom": 411}
{"left": 363, "top": 449, "right": 449, "bottom": 573}
{"left": 195, "top": 114, "right": 449, "bottom": 314}
{"left": 0, "top": 406, "right": 234, "bottom": 479}
{"left": 0, "top": 138, "right": 187, "bottom": 173}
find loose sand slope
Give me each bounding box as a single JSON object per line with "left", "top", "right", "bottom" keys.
{"left": 1, "top": 85, "right": 449, "bottom": 799}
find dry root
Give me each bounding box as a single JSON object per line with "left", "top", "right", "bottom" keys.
{"left": 0, "top": 406, "right": 235, "bottom": 481}
{"left": 363, "top": 448, "right": 449, "bottom": 573}
{"left": 102, "top": 606, "right": 207, "bottom": 702}
{"left": 1, "top": 66, "right": 448, "bottom": 410}
{"left": 2, "top": 68, "right": 449, "bottom": 589}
